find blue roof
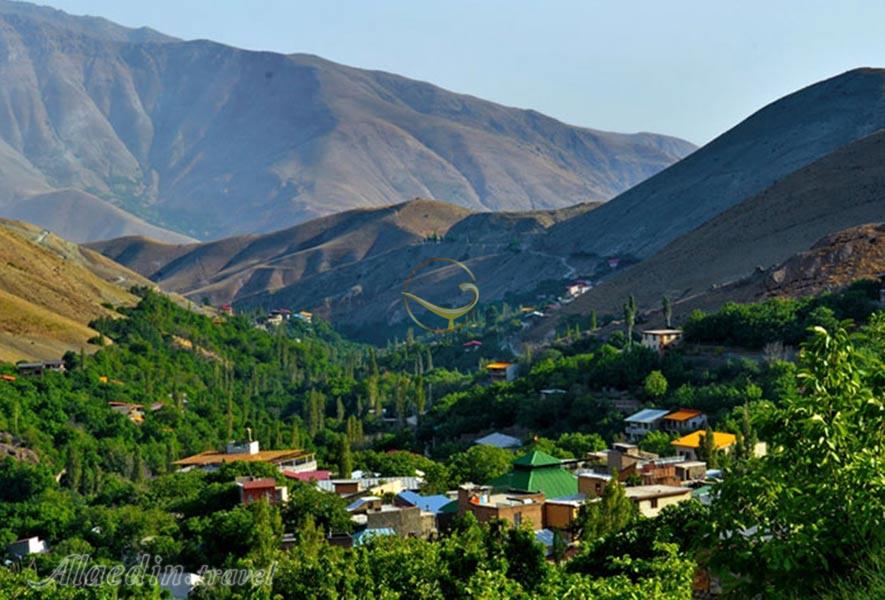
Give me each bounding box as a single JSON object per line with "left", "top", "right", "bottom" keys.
{"left": 353, "top": 528, "right": 396, "bottom": 546}
{"left": 625, "top": 408, "right": 670, "bottom": 424}
{"left": 396, "top": 491, "right": 451, "bottom": 514}
{"left": 474, "top": 432, "right": 522, "bottom": 449}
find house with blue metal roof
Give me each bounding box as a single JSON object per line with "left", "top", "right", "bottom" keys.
{"left": 395, "top": 491, "right": 452, "bottom": 514}
{"left": 624, "top": 408, "right": 671, "bottom": 441}
{"left": 473, "top": 432, "right": 522, "bottom": 449}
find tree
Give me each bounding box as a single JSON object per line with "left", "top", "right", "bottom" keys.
{"left": 590, "top": 310, "right": 598, "bottom": 331}
{"left": 697, "top": 425, "right": 718, "bottom": 468}
{"left": 576, "top": 479, "right": 635, "bottom": 542}
{"left": 337, "top": 435, "right": 353, "bottom": 479}
{"left": 639, "top": 430, "right": 674, "bottom": 456}
{"left": 643, "top": 369, "right": 668, "bottom": 399}
{"left": 711, "top": 318, "right": 885, "bottom": 595}
{"left": 448, "top": 445, "right": 513, "bottom": 485}
{"left": 623, "top": 295, "right": 637, "bottom": 346}
{"left": 662, "top": 295, "right": 673, "bottom": 328}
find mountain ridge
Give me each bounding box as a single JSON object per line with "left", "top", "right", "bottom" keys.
{"left": 0, "top": 1, "right": 694, "bottom": 241}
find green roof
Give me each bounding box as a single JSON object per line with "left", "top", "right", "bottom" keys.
{"left": 487, "top": 450, "right": 578, "bottom": 498}
{"left": 512, "top": 450, "right": 561, "bottom": 468}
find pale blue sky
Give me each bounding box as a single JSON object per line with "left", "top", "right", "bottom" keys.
{"left": 39, "top": 0, "right": 885, "bottom": 144}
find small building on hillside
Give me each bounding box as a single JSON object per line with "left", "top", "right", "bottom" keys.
{"left": 282, "top": 469, "right": 331, "bottom": 483}
{"left": 294, "top": 311, "right": 313, "bottom": 324}
{"left": 486, "top": 361, "right": 519, "bottom": 383}
{"left": 16, "top": 360, "right": 66, "bottom": 376}
{"left": 173, "top": 440, "right": 317, "bottom": 473}
{"left": 395, "top": 491, "right": 453, "bottom": 515}
{"left": 462, "top": 340, "right": 483, "bottom": 352}
{"left": 539, "top": 389, "right": 567, "bottom": 400}
{"left": 661, "top": 409, "right": 707, "bottom": 434}
{"left": 236, "top": 476, "right": 288, "bottom": 505}
{"left": 219, "top": 304, "right": 234, "bottom": 316}
{"left": 625, "top": 485, "right": 693, "bottom": 518}
{"left": 6, "top": 536, "right": 48, "bottom": 558}
{"left": 108, "top": 402, "right": 145, "bottom": 424}
{"left": 671, "top": 430, "right": 737, "bottom": 461}
{"left": 640, "top": 329, "right": 683, "bottom": 353}
{"left": 474, "top": 431, "right": 522, "bottom": 450}
{"left": 624, "top": 408, "right": 670, "bottom": 441}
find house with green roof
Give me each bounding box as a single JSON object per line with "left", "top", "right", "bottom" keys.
{"left": 486, "top": 450, "right": 578, "bottom": 499}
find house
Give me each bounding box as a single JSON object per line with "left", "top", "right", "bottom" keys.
{"left": 462, "top": 340, "right": 483, "bottom": 352}
{"left": 316, "top": 476, "right": 423, "bottom": 497}
{"left": 539, "top": 389, "right": 567, "bottom": 400}
{"left": 474, "top": 432, "right": 522, "bottom": 450}
{"left": 294, "top": 310, "right": 313, "bottom": 323}
{"left": 6, "top": 536, "right": 48, "bottom": 558}
{"left": 108, "top": 402, "right": 145, "bottom": 424}
{"left": 16, "top": 360, "right": 66, "bottom": 376}
{"left": 566, "top": 281, "right": 591, "bottom": 297}
{"left": 266, "top": 314, "right": 284, "bottom": 327}
{"left": 625, "top": 485, "right": 693, "bottom": 518}
{"left": 173, "top": 439, "right": 317, "bottom": 473}
{"left": 639, "top": 461, "right": 680, "bottom": 487}
{"left": 486, "top": 361, "right": 518, "bottom": 382}
{"left": 283, "top": 469, "right": 331, "bottom": 482}
{"left": 487, "top": 451, "right": 578, "bottom": 499}
{"left": 543, "top": 496, "right": 583, "bottom": 530}
{"left": 661, "top": 409, "right": 707, "bottom": 434}
{"left": 624, "top": 408, "right": 670, "bottom": 441}
{"left": 395, "top": 491, "right": 453, "bottom": 515}
{"left": 457, "top": 484, "right": 545, "bottom": 529}
{"left": 578, "top": 472, "right": 612, "bottom": 498}
{"left": 236, "top": 476, "right": 288, "bottom": 505}
{"left": 640, "top": 329, "right": 683, "bottom": 353}
{"left": 607, "top": 257, "right": 621, "bottom": 269}
{"left": 219, "top": 304, "right": 234, "bottom": 316}
{"left": 674, "top": 461, "right": 707, "bottom": 482}
{"left": 353, "top": 528, "right": 396, "bottom": 546}
{"left": 158, "top": 571, "right": 203, "bottom": 599}
{"left": 671, "top": 430, "right": 737, "bottom": 461}
{"left": 358, "top": 504, "right": 435, "bottom": 538}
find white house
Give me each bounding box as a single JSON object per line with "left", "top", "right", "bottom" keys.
{"left": 640, "top": 329, "right": 683, "bottom": 353}
{"left": 6, "top": 536, "right": 48, "bottom": 558}
{"left": 624, "top": 408, "right": 670, "bottom": 441}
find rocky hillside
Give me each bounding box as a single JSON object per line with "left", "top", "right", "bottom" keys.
{"left": 0, "top": 0, "right": 693, "bottom": 242}
{"left": 552, "top": 129, "right": 885, "bottom": 321}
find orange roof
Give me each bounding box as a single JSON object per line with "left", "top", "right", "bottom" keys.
{"left": 486, "top": 362, "right": 513, "bottom": 370}
{"left": 663, "top": 409, "right": 703, "bottom": 422}
{"left": 671, "top": 430, "right": 736, "bottom": 450}
{"left": 173, "top": 448, "right": 312, "bottom": 467}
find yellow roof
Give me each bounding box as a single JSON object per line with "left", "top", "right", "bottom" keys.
{"left": 486, "top": 362, "right": 513, "bottom": 370}
{"left": 671, "top": 430, "right": 736, "bottom": 450}
{"left": 173, "top": 448, "right": 312, "bottom": 467}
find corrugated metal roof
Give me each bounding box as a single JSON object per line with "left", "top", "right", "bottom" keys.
{"left": 474, "top": 432, "right": 522, "bottom": 449}
{"left": 625, "top": 408, "right": 671, "bottom": 423}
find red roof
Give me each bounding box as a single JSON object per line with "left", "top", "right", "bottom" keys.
{"left": 283, "top": 470, "right": 331, "bottom": 482}
{"left": 463, "top": 340, "right": 483, "bottom": 347}
{"left": 240, "top": 478, "right": 278, "bottom": 490}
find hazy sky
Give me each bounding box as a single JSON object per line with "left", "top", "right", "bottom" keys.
{"left": 39, "top": 0, "right": 885, "bottom": 144}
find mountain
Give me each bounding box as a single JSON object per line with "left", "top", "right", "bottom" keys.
{"left": 545, "top": 68, "right": 885, "bottom": 261}
{"left": 89, "top": 198, "right": 601, "bottom": 335}
{"left": 0, "top": 1, "right": 694, "bottom": 242}
{"left": 0, "top": 218, "right": 153, "bottom": 361}
{"left": 549, "top": 129, "right": 885, "bottom": 322}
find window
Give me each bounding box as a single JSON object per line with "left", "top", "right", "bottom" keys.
{"left": 650, "top": 498, "right": 658, "bottom": 509}
{"left": 514, "top": 512, "right": 522, "bottom": 526}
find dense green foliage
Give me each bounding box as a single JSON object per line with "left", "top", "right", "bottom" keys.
{"left": 683, "top": 280, "right": 880, "bottom": 349}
